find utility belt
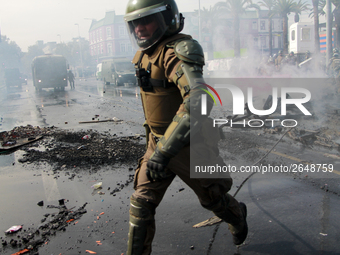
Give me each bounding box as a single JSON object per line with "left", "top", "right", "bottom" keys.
{"left": 136, "top": 53, "right": 175, "bottom": 92}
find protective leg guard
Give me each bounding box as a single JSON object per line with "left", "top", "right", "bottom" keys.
{"left": 204, "top": 194, "right": 248, "bottom": 245}
{"left": 127, "top": 196, "right": 156, "bottom": 255}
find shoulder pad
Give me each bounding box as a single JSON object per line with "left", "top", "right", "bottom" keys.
{"left": 174, "top": 39, "right": 205, "bottom": 65}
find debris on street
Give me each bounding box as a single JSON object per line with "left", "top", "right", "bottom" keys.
{"left": 85, "top": 250, "right": 97, "bottom": 254}
{"left": 1, "top": 125, "right": 145, "bottom": 172}
{"left": 79, "top": 117, "right": 122, "bottom": 124}
{"left": 0, "top": 202, "right": 88, "bottom": 255}
{"left": 91, "top": 182, "right": 103, "bottom": 189}
{"left": 0, "top": 125, "right": 53, "bottom": 153}
{"left": 287, "top": 127, "right": 340, "bottom": 149}
{"left": 4, "top": 226, "right": 22, "bottom": 234}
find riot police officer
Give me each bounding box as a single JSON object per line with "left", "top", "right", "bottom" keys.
{"left": 327, "top": 52, "right": 340, "bottom": 77}
{"left": 286, "top": 51, "right": 298, "bottom": 67}
{"left": 124, "top": 0, "right": 248, "bottom": 254}
{"left": 326, "top": 52, "right": 340, "bottom": 92}
{"left": 67, "top": 70, "right": 75, "bottom": 89}
{"left": 275, "top": 50, "right": 284, "bottom": 71}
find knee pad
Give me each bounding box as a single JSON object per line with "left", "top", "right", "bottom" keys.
{"left": 129, "top": 196, "right": 156, "bottom": 220}
{"left": 127, "top": 196, "right": 156, "bottom": 255}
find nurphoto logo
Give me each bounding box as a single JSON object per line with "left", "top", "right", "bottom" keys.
{"left": 200, "top": 81, "right": 312, "bottom": 128}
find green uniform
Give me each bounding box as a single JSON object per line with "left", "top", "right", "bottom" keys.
{"left": 128, "top": 34, "right": 243, "bottom": 255}
{"left": 275, "top": 55, "right": 284, "bottom": 70}
{"left": 327, "top": 56, "right": 340, "bottom": 93}
{"left": 124, "top": 1, "right": 248, "bottom": 254}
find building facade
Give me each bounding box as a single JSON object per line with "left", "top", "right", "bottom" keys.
{"left": 88, "top": 11, "right": 135, "bottom": 62}
{"left": 182, "top": 10, "right": 283, "bottom": 59}
{"left": 88, "top": 10, "right": 283, "bottom": 62}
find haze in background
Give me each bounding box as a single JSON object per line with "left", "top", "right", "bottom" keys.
{"left": 1, "top": 0, "right": 316, "bottom": 52}
{"left": 0, "top": 0, "right": 220, "bottom": 51}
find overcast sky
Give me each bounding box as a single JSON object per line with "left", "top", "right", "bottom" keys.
{"left": 1, "top": 0, "right": 315, "bottom": 52}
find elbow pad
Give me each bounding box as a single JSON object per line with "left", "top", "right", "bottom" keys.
{"left": 156, "top": 111, "right": 192, "bottom": 157}
{"left": 171, "top": 39, "right": 206, "bottom": 97}
{"left": 157, "top": 39, "right": 215, "bottom": 157}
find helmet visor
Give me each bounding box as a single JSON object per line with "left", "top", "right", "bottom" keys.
{"left": 125, "top": 12, "right": 167, "bottom": 51}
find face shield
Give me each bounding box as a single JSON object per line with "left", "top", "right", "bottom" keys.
{"left": 125, "top": 7, "right": 168, "bottom": 51}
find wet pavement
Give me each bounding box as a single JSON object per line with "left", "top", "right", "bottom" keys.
{"left": 1, "top": 78, "right": 340, "bottom": 255}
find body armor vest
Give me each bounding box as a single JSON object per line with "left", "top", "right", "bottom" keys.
{"left": 132, "top": 34, "right": 191, "bottom": 136}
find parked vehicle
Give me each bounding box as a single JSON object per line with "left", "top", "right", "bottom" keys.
{"left": 112, "top": 59, "right": 136, "bottom": 86}
{"left": 4, "top": 68, "right": 22, "bottom": 88}
{"left": 101, "top": 58, "right": 135, "bottom": 86}
{"left": 20, "top": 73, "right": 28, "bottom": 85}
{"left": 96, "top": 63, "right": 102, "bottom": 80}
{"left": 101, "top": 59, "right": 114, "bottom": 85}
{"left": 31, "top": 55, "right": 68, "bottom": 91}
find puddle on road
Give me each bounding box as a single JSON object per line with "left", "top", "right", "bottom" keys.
{"left": 0, "top": 153, "right": 16, "bottom": 167}
{"left": 0, "top": 161, "right": 134, "bottom": 255}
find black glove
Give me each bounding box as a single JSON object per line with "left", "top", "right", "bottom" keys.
{"left": 146, "top": 149, "right": 171, "bottom": 182}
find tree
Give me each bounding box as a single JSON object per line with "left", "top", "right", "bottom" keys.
{"left": 0, "top": 35, "right": 23, "bottom": 73}
{"left": 67, "top": 38, "right": 92, "bottom": 73}
{"left": 273, "top": 0, "right": 310, "bottom": 54}
{"left": 312, "top": 0, "right": 321, "bottom": 54}
{"left": 214, "top": 0, "right": 257, "bottom": 57}
{"left": 55, "top": 43, "right": 72, "bottom": 63}
{"left": 294, "top": 0, "right": 310, "bottom": 22}
{"left": 194, "top": 6, "right": 216, "bottom": 34}
{"left": 21, "top": 44, "right": 44, "bottom": 75}
{"left": 194, "top": 6, "right": 223, "bottom": 57}
{"left": 258, "top": 0, "right": 277, "bottom": 56}
{"left": 309, "top": 0, "right": 327, "bottom": 53}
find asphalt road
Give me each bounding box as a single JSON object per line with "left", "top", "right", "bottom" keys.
{"left": 0, "top": 78, "right": 340, "bottom": 255}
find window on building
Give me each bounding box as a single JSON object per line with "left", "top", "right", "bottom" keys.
{"left": 96, "top": 30, "right": 99, "bottom": 41}
{"left": 120, "top": 43, "right": 126, "bottom": 52}
{"left": 107, "top": 27, "right": 112, "bottom": 38}
{"left": 301, "top": 28, "right": 311, "bottom": 40}
{"left": 119, "top": 26, "right": 127, "bottom": 37}
{"left": 107, "top": 43, "right": 112, "bottom": 54}
{"left": 260, "top": 21, "right": 266, "bottom": 30}
{"left": 252, "top": 21, "right": 257, "bottom": 30}
{"left": 127, "top": 43, "right": 132, "bottom": 52}
{"left": 100, "top": 29, "right": 102, "bottom": 40}
{"left": 291, "top": 30, "right": 296, "bottom": 41}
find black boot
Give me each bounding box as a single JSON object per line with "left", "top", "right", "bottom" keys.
{"left": 205, "top": 194, "right": 248, "bottom": 246}
{"left": 228, "top": 202, "right": 248, "bottom": 245}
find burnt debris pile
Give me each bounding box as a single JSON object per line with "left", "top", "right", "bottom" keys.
{"left": 0, "top": 125, "right": 146, "bottom": 171}
{"left": 0, "top": 202, "right": 88, "bottom": 255}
